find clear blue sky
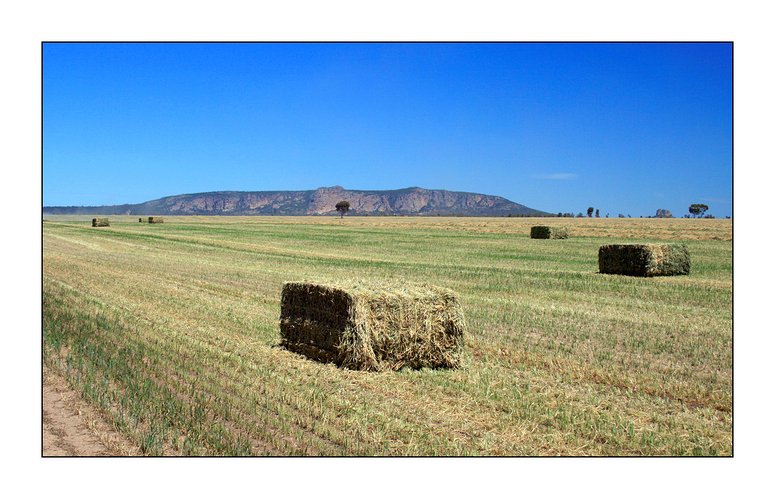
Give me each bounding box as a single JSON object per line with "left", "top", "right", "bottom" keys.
{"left": 43, "top": 42, "right": 732, "bottom": 217}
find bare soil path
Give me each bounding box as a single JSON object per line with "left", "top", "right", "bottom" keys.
{"left": 43, "top": 365, "right": 139, "bottom": 456}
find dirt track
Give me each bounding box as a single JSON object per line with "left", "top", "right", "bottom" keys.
{"left": 43, "top": 365, "right": 138, "bottom": 456}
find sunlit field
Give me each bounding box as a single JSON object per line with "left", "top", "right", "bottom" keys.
{"left": 42, "top": 216, "right": 732, "bottom": 455}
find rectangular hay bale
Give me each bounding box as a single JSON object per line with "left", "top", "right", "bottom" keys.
{"left": 598, "top": 243, "right": 690, "bottom": 277}
{"left": 148, "top": 216, "right": 164, "bottom": 224}
{"left": 92, "top": 218, "right": 110, "bottom": 227}
{"left": 139, "top": 218, "right": 149, "bottom": 223}
{"left": 530, "top": 226, "right": 568, "bottom": 239}
{"left": 279, "top": 279, "right": 466, "bottom": 371}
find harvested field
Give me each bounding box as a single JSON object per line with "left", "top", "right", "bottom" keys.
{"left": 45, "top": 215, "right": 732, "bottom": 240}
{"left": 42, "top": 216, "right": 732, "bottom": 456}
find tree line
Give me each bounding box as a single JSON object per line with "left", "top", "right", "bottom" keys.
{"left": 333, "top": 201, "right": 725, "bottom": 219}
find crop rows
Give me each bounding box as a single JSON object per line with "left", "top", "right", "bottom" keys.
{"left": 42, "top": 216, "right": 732, "bottom": 455}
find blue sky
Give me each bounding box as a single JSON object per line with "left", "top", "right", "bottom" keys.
{"left": 43, "top": 42, "right": 732, "bottom": 217}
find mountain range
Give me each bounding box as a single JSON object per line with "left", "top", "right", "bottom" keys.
{"left": 43, "top": 186, "right": 548, "bottom": 217}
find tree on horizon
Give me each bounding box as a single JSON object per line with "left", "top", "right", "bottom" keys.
{"left": 335, "top": 200, "right": 351, "bottom": 218}
{"left": 689, "top": 203, "right": 709, "bottom": 218}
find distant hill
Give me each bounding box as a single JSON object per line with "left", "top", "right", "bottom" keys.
{"left": 43, "top": 186, "right": 549, "bottom": 217}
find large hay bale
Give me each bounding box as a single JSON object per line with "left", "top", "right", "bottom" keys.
{"left": 598, "top": 243, "right": 690, "bottom": 277}
{"left": 280, "top": 279, "right": 466, "bottom": 371}
{"left": 148, "top": 216, "right": 164, "bottom": 224}
{"left": 139, "top": 217, "right": 149, "bottom": 223}
{"left": 530, "top": 226, "right": 568, "bottom": 239}
{"left": 92, "top": 218, "right": 109, "bottom": 227}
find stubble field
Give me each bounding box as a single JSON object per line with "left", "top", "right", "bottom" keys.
{"left": 42, "top": 215, "right": 732, "bottom": 455}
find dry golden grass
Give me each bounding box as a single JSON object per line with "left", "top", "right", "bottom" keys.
{"left": 44, "top": 214, "right": 732, "bottom": 241}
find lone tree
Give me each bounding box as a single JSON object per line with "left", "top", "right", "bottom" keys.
{"left": 689, "top": 204, "right": 709, "bottom": 218}
{"left": 335, "top": 200, "right": 351, "bottom": 218}
{"left": 587, "top": 207, "right": 594, "bottom": 217}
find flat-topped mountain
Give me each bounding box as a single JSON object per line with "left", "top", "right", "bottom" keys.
{"left": 43, "top": 186, "right": 548, "bottom": 217}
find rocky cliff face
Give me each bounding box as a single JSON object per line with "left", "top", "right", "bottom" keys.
{"left": 655, "top": 209, "right": 674, "bottom": 218}
{"left": 44, "top": 186, "right": 547, "bottom": 217}
{"left": 305, "top": 186, "right": 542, "bottom": 216}
{"left": 155, "top": 191, "right": 311, "bottom": 215}
{"left": 306, "top": 186, "right": 536, "bottom": 216}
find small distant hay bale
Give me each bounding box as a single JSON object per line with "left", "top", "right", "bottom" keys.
{"left": 148, "top": 216, "right": 164, "bottom": 224}
{"left": 598, "top": 243, "right": 690, "bottom": 277}
{"left": 92, "top": 218, "right": 110, "bottom": 227}
{"left": 279, "top": 279, "right": 466, "bottom": 371}
{"left": 139, "top": 218, "right": 149, "bottom": 223}
{"left": 531, "top": 226, "right": 568, "bottom": 239}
